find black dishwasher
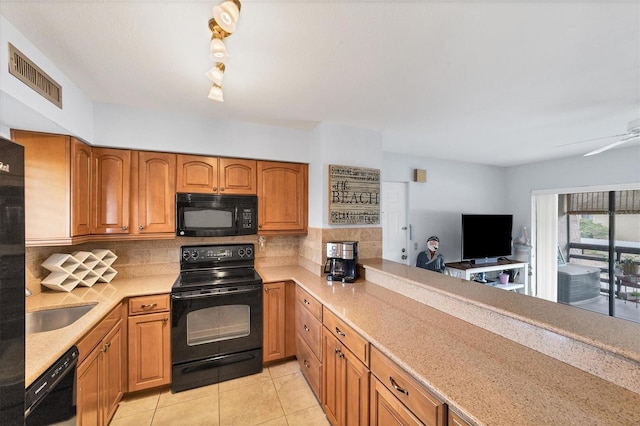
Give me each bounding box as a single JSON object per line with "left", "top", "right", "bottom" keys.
{"left": 25, "top": 346, "right": 79, "bottom": 425}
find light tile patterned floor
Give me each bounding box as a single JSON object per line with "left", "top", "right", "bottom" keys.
{"left": 110, "top": 359, "right": 329, "bottom": 426}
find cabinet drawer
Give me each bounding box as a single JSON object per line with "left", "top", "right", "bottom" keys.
{"left": 296, "top": 334, "right": 322, "bottom": 401}
{"left": 370, "top": 346, "right": 445, "bottom": 426}
{"left": 296, "top": 285, "right": 322, "bottom": 321}
{"left": 322, "top": 307, "right": 369, "bottom": 366}
{"left": 448, "top": 410, "right": 471, "bottom": 426}
{"left": 128, "top": 294, "right": 170, "bottom": 315}
{"left": 296, "top": 301, "right": 322, "bottom": 360}
{"left": 77, "top": 303, "right": 123, "bottom": 363}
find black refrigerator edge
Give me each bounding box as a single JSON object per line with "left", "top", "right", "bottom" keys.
{"left": 0, "top": 136, "right": 26, "bottom": 424}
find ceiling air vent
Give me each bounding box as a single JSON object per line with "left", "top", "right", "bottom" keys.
{"left": 8, "top": 43, "right": 62, "bottom": 109}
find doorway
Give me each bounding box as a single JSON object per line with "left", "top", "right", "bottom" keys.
{"left": 381, "top": 182, "right": 409, "bottom": 264}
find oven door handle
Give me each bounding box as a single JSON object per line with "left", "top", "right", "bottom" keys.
{"left": 171, "top": 286, "right": 260, "bottom": 300}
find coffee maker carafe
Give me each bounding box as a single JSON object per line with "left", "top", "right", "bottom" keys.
{"left": 324, "top": 241, "right": 359, "bottom": 283}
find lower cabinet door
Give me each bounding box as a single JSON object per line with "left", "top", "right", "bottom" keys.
{"left": 128, "top": 312, "right": 171, "bottom": 391}
{"left": 103, "top": 321, "right": 125, "bottom": 424}
{"left": 77, "top": 348, "right": 101, "bottom": 426}
{"left": 263, "top": 282, "right": 286, "bottom": 362}
{"left": 322, "top": 326, "right": 369, "bottom": 426}
{"left": 370, "top": 376, "right": 423, "bottom": 426}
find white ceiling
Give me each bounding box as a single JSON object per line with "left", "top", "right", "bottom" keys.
{"left": 1, "top": 0, "right": 639, "bottom": 166}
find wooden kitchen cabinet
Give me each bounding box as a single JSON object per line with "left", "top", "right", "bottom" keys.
{"left": 132, "top": 151, "right": 176, "bottom": 234}
{"left": 11, "top": 129, "right": 92, "bottom": 245}
{"left": 263, "top": 281, "right": 296, "bottom": 363}
{"left": 76, "top": 304, "right": 125, "bottom": 426}
{"left": 92, "top": 149, "right": 176, "bottom": 238}
{"left": 263, "top": 282, "right": 286, "bottom": 362}
{"left": 176, "top": 154, "right": 256, "bottom": 194}
{"left": 127, "top": 294, "right": 171, "bottom": 392}
{"left": 257, "top": 161, "right": 308, "bottom": 235}
{"left": 370, "top": 345, "right": 446, "bottom": 426}
{"left": 71, "top": 138, "right": 92, "bottom": 237}
{"left": 91, "top": 147, "right": 131, "bottom": 235}
{"left": 296, "top": 285, "right": 323, "bottom": 400}
{"left": 448, "top": 410, "right": 471, "bottom": 426}
{"left": 322, "top": 326, "right": 370, "bottom": 426}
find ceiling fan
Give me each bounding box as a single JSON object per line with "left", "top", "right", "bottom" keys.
{"left": 569, "top": 118, "right": 640, "bottom": 157}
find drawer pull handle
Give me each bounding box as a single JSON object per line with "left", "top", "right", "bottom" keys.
{"left": 389, "top": 376, "right": 409, "bottom": 396}
{"left": 304, "top": 324, "right": 310, "bottom": 332}
{"left": 303, "top": 298, "right": 310, "bottom": 305}
{"left": 141, "top": 303, "right": 157, "bottom": 309}
{"left": 335, "top": 327, "right": 346, "bottom": 337}
{"left": 304, "top": 360, "right": 310, "bottom": 368}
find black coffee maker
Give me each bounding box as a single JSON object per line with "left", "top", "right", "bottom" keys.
{"left": 324, "top": 241, "right": 359, "bottom": 283}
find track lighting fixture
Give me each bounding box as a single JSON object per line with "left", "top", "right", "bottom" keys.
{"left": 208, "top": 84, "right": 224, "bottom": 102}
{"left": 213, "top": 0, "right": 241, "bottom": 34}
{"left": 209, "top": 34, "right": 229, "bottom": 63}
{"left": 207, "top": 1, "right": 241, "bottom": 102}
{"left": 206, "top": 63, "right": 226, "bottom": 86}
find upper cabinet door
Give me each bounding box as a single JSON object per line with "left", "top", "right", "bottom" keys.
{"left": 11, "top": 130, "right": 72, "bottom": 245}
{"left": 91, "top": 148, "right": 131, "bottom": 234}
{"left": 176, "top": 154, "right": 218, "bottom": 194}
{"left": 257, "top": 161, "right": 308, "bottom": 235}
{"left": 137, "top": 151, "right": 176, "bottom": 234}
{"left": 219, "top": 158, "right": 256, "bottom": 194}
{"left": 71, "top": 138, "right": 92, "bottom": 237}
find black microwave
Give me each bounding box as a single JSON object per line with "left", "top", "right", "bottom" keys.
{"left": 176, "top": 193, "right": 258, "bottom": 237}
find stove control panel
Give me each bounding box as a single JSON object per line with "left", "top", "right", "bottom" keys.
{"left": 180, "top": 244, "right": 254, "bottom": 264}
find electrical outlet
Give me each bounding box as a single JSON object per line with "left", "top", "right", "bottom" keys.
{"left": 414, "top": 242, "right": 418, "bottom": 250}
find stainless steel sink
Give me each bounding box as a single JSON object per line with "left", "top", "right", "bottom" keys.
{"left": 26, "top": 302, "right": 98, "bottom": 334}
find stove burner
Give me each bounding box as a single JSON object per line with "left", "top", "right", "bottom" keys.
{"left": 172, "top": 243, "right": 261, "bottom": 292}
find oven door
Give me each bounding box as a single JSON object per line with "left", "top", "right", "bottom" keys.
{"left": 171, "top": 284, "right": 262, "bottom": 365}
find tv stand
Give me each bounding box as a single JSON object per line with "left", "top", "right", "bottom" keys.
{"left": 445, "top": 259, "right": 529, "bottom": 294}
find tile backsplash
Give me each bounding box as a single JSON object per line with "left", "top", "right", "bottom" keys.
{"left": 26, "top": 227, "right": 382, "bottom": 294}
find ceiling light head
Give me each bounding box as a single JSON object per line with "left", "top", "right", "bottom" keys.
{"left": 208, "top": 84, "right": 224, "bottom": 102}
{"left": 209, "top": 36, "right": 229, "bottom": 62}
{"left": 213, "top": 0, "right": 241, "bottom": 34}
{"left": 206, "top": 63, "right": 226, "bottom": 86}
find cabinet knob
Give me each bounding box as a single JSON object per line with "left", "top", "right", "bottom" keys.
{"left": 212, "top": 187, "right": 218, "bottom": 192}
{"left": 122, "top": 225, "right": 128, "bottom": 231}
{"left": 220, "top": 187, "right": 225, "bottom": 192}
{"left": 139, "top": 225, "right": 144, "bottom": 231}
{"left": 303, "top": 360, "right": 310, "bottom": 368}
{"left": 303, "top": 324, "right": 310, "bottom": 332}
{"left": 264, "top": 287, "right": 269, "bottom": 293}
{"left": 162, "top": 317, "right": 168, "bottom": 324}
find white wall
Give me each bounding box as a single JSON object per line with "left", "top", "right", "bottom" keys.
{"left": 0, "top": 16, "right": 94, "bottom": 141}
{"left": 93, "top": 103, "right": 309, "bottom": 161}
{"left": 308, "top": 123, "right": 384, "bottom": 228}
{"left": 382, "top": 152, "right": 508, "bottom": 265}
{"left": 505, "top": 145, "right": 640, "bottom": 244}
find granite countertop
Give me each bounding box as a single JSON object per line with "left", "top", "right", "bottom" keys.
{"left": 25, "top": 274, "right": 175, "bottom": 386}
{"left": 26, "top": 263, "right": 640, "bottom": 425}
{"left": 258, "top": 263, "right": 640, "bottom": 426}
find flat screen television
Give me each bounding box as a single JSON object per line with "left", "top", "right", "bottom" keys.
{"left": 461, "top": 214, "right": 513, "bottom": 264}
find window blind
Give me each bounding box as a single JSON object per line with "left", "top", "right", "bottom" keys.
{"left": 567, "top": 190, "right": 640, "bottom": 214}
